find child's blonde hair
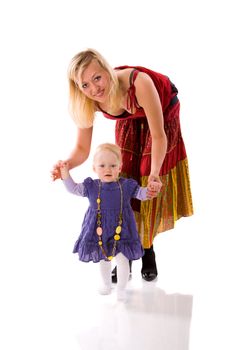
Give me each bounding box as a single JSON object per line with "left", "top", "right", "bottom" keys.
{"left": 68, "top": 49, "right": 122, "bottom": 129}
{"left": 93, "top": 143, "right": 122, "bottom": 165}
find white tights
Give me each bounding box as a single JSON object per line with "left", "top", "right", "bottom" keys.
{"left": 99, "top": 253, "right": 129, "bottom": 299}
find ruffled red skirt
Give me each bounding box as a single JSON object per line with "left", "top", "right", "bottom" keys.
{"left": 115, "top": 101, "right": 193, "bottom": 248}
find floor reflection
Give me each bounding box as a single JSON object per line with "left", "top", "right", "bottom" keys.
{"left": 76, "top": 280, "right": 193, "bottom": 350}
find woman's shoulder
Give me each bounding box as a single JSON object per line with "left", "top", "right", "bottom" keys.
{"left": 116, "top": 65, "right": 169, "bottom": 83}
{"left": 115, "top": 66, "right": 158, "bottom": 92}
{"left": 115, "top": 67, "right": 135, "bottom": 90}
{"left": 115, "top": 66, "right": 148, "bottom": 79}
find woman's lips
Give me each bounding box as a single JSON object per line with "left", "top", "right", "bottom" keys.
{"left": 95, "top": 90, "right": 104, "bottom": 98}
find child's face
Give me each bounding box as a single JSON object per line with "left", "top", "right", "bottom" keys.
{"left": 93, "top": 150, "right": 121, "bottom": 182}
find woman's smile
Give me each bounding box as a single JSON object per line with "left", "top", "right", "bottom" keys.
{"left": 93, "top": 89, "right": 104, "bottom": 98}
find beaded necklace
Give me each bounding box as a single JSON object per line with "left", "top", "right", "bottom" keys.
{"left": 96, "top": 179, "right": 123, "bottom": 261}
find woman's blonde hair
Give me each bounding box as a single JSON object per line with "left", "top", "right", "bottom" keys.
{"left": 93, "top": 143, "right": 122, "bottom": 165}
{"left": 68, "top": 48, "right": 121, "bottom": 128}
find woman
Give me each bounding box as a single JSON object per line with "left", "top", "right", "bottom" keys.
{"left": 52, "top": 48, "right": 193, "bottom": 282}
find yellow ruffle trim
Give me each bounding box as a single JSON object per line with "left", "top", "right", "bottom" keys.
{"left": 134, "top": 158, "right": 194, "bottom": 248}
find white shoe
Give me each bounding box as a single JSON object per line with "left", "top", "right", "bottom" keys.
{"left": 98, "top": 285, "right": 111, "bottom": 295}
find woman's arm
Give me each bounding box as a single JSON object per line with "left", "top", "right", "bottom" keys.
{"left": 51, "top": 126, "right": 93, "bottom": 180}
{"left": 135, "top": 73, "right": 167, "bottom": 187}
{"left": 66, "top": 126, "right": 93, "bottom": 170}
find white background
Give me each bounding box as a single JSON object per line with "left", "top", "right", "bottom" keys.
{"left": 0, "top": 0, "right": 237, "bottom": 349}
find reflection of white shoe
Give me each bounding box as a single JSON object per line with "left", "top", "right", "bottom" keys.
{"left": 98, "top": 285, "right": 111, "bottom": 295}
{"left": 117, "top": 289, "right": 126, "bottom": 301}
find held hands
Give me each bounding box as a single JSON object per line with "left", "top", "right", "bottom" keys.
{"left": 51, "top": 161, "right": 62, "bottom": 181}
{"left": 51, "top": 160, "right": 69, "bottom": 181}
{"left": 147, "top": 175, "right": 162, "bottom": 199}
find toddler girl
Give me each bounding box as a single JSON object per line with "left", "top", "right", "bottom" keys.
{"left": 59, "top": 143, "right": 159, "bottom": 301}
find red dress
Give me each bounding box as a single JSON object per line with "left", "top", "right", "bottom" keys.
{"left": 102, "top": 66, "right": 193, "bottom": 248}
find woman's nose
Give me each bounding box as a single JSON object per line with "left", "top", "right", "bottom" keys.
{"left": 91, "top": 84, "right": 99, "bottom": 96}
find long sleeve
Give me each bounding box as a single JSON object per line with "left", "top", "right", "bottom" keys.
{"left": 135, "top": 187, "right": 148, "bottom": 201}
{"left": 62, "top": 176, "right": 86, "bottom": 196}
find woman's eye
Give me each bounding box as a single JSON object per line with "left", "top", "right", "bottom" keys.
{"left": 94, "top": 76, "right": 101, "bottom": 81}
{"left": 81, "top": 83, "right": 88, "bottom": 89}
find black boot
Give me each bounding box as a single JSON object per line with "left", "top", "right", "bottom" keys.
{"left": 141, "top": 245, "right": 158, "bottom": 281}
{"left": 111, "top": 260, "right": 132, "bottom": 283}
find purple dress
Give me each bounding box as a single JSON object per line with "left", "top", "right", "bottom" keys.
{"left": 63, "top": 176, "right": 147, "bottom": 263}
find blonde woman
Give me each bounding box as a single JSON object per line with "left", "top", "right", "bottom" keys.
{"left": 52, "top": 49, "right": 193, "bottom": 282}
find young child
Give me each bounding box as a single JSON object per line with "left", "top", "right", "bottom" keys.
{"left": 59, "top": 143, "right": 159, "bottom": 301}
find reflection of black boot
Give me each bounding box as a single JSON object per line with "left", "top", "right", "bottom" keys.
{"left": 141, "top": 245, "right": 158, "bottom": 281}
{"left": 111, "top": 260, "right": 132, "bottom": 283}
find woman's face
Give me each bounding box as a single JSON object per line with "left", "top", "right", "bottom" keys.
{"left": 77, "top": 59, "right": 111, "bottom": 103}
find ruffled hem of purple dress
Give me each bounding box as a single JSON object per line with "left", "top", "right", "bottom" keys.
{"left": 73, "top": 240, "right": 144, "bottom": 263}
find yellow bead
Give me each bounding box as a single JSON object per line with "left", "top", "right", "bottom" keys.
{"left": 96, "top": 198, "right": 101, "bottom": 204}
{"left": 98, "top": 241, "right": 102, "bottom": 246}
{"left": 114, "top": 234, "right": 120, "bottom": 241}
{"left": 107, "top": 256, "right": 113, "bottom": 261}
{"left": 115, "top": 226, "right": 122, "bottom": 234}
